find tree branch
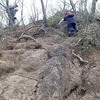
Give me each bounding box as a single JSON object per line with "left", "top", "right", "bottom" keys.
{"left": 0, "top": 3, "right": 6, "bottom": 8}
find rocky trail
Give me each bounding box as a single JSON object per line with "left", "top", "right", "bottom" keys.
{"left": 0, "top": 25, "right": 100, "bottom": 100}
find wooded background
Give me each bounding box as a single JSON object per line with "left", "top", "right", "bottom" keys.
{"left": 0, "top": 0, "right": 99, "bottom": 27}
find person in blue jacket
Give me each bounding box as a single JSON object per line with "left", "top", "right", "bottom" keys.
{"left": 59, "top": 11, "right": 78, "bottom": 36}
{"left": 64, "top": 11, "right": 78, "bottom": 36}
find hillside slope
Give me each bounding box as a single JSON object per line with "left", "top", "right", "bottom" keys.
{"left": 0, "top": 24, "right": 100, "bottom": 100}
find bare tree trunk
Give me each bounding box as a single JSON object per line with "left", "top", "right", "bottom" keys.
{"left": 32, "top": 0, "right": 37, "bottom": 22}
{"left": 84, "top": 0, "right": 88, "bottom": 13}
{"left": 30, "top": 0, "right": 39, "bottom": 23}
{"left": 45, "top": 0, "right": 48, "bottom": 12}
{"left": 6, "top": 0, "right": 12, "bottom": 26}
{"left": 60, "top": 0, "right": 66, "bottom": 10}
{"left": 0, "top": 0, "right": 18, "bottom": 27}
{"left": 91, "top": 0, "right": 98, "bottom": 15}
{"left": 69, "top": 0, "right": 76, "bottom": 14}
{"left": 40, "top": 0, "right": 48, "bottom": 27}
{"left": 79, "top": 0, "right": 83, "bottom": 12}
{"left": 6, "top": 0, "right": 18, "bottom": 26}
{"left": 6, "top": 0, "right": 9, "bottom": 7}
{"left": 79, "top": 0, "right": 84, "bottom": 18}
{"left": 21, "top": 0, "right": 24, "bottom": 26}
{"left": 63, "top": 0, "right": 66, "bottom": 10}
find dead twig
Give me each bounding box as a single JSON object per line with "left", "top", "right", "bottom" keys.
{"left": 72, "top": 50, "right": 89, "bottom": 64}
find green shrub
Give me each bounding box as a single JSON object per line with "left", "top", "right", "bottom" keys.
{"left": 47, "top": 10, "right": 65, "bottom": 26}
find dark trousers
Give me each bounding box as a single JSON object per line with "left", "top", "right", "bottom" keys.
{"left": 68, "top": 23, "right": 78, "bottom": 33}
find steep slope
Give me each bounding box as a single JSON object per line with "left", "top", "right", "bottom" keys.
{"left": 0, "top": 25, "right": 100, "bottom": 100}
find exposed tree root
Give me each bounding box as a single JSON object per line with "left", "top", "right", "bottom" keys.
{"left": 22, "top": 25, "right": 41, "bottom": 35}
{"left": 72, "top": 49, "right": 89, "bottom": 64}
{"left": 18, "top": 34, "right": 37, "bottom": 42}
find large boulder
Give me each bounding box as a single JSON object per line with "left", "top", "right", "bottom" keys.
{"left": 51, "top": 35, "right": 63, "bottom": 43}
{"left": 36, "top": 56, "right": 81, "bottom": 100}
{"left": 0, "top": 60, "right": 15, "bottom": 76}
{"left": 48, "top": 44, "right": 66, "bottom": 58}
{"left": 0, "top": 75, "right": 37, "bottom": 100}
{"left": 1, "top": 49, "right": 26, "bottom": 67}
{"left": 14, "top": 42, "right": 42, "bottom": 49}
{"left": 20, "top": 49, "right": 48, "bottom": 72}
{"left": 0, "top": 49, "right": 26, "bottom": 77}
{"left": 87, "top": 63, "right": 100, "bottom": 98}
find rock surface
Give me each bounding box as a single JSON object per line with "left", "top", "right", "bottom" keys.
{"left": 0, "top": 26, "right": 99, "bottom": 100}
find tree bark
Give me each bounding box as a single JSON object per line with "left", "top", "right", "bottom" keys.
{"left": 69, "top": 0, "right": 76, "bottom": 14}
{"left": 84, "top": 0, "right": 88, "bottom": 13}
{"left": 61, "top": 0, "right": 66, "bottom": 10}
{"left": 6, "top": 0, "right": 12, "bottom": 26}
{"left": 21, "top": 0, "right": 25, "bottom": 26}
{"left": 6, "top": 0, "right": 9, "bottom": 7}
{"left": 40, "top": 0, "right": 48, "bottom": 27}
{"left": 79, "top": 0, "right": 83, "bottom": 12}
{"left": 91, "top": 0, "right": 98, "bottom": 15}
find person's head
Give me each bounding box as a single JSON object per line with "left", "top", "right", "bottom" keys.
{"left": 65, "top": 10, "right": 74, "bottom": 18}
{"left": 65, "top": 10, "right": 72, "bottom": 15}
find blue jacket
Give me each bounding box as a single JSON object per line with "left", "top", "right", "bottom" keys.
{"left": 64, "top": 16, "right": 76, "bottom": 24}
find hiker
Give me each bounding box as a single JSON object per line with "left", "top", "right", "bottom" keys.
{"left": 6, "top": 4, "right": 18, "bottom": 25}
{"left": 59, "top": 11, "right": 78, "bottom": 36}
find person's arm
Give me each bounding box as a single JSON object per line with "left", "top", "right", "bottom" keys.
{"left": 64, "top": 16, "right": 68, "bottom": 21}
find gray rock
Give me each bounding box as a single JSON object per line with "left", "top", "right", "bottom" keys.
{"left": 14, "top": 42, "right": 42, "bottom": 49}
{"left": 37, "top": 56, "right": 81, "bottom": 100}
{"left": 51, "top": 35, "right": 63, "bottom": 42}
{"left": 48, "top": 44, "right": 66, "bottom": 58}
{"left": 88, "top": 65, "right": 100, "bottom": 92}
{"left": 20, "top": 49, "right": 48, "bottom": 72}
{"left": 0, "top": 75, "right": 37, "bottom": 100}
